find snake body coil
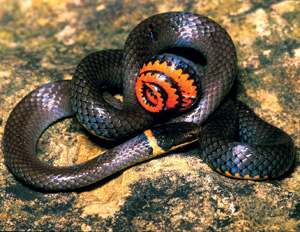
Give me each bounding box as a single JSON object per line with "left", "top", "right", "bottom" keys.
{"left": 2, "top": 12, "right": 295, "bottom": 190}
{"left": 135, "top": 54, "right": 201, "bottom": 113}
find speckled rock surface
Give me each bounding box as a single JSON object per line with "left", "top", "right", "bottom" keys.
{"left": 0, "top": 0, "right": 299, "bottom": 231}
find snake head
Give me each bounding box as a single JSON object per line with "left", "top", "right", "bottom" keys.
{"left": 135, "top": 54, "right": 202, "bottom": 115}
{"left": 150, "top": 122, "right": 201, "bottom": 152}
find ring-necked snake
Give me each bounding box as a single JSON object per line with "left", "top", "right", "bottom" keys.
{"left": 2, "top": 12, "right": 295, "bottom": 191}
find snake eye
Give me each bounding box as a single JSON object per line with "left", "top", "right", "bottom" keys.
{"left": 135, "top": 54, "right": 201, "bottom": 114}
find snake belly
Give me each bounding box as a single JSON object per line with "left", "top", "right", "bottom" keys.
{"left": 2, "top": 12, "right": 295, "bottom": 191}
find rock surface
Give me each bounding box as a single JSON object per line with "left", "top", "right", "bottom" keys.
{"left": 0, "top": 0, "right": 299, "bottom": 231}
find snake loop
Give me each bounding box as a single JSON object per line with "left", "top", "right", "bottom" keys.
{"left": 2, "top": 12, "right": 295, "bottom": 190}
{"left": 135, "top": 54, "right": 201, "bottom": 113}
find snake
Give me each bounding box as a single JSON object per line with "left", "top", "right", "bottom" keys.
{"left": 2, "top": 12, "right": 295, "bottom": 191}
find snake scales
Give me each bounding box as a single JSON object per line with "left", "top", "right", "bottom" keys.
{"left": 2, "top": 12, "right": 295, "bottom": 190}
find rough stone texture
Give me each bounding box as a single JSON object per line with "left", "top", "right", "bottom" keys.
{"left": 0, "top": 0, "right": 299, "bottom": 231}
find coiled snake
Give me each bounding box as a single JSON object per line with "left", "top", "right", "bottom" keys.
{"left": 2, "top": 12, "right": 295, "bottom": 191}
